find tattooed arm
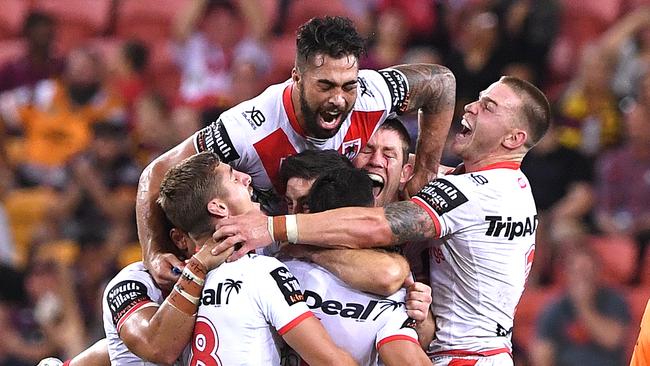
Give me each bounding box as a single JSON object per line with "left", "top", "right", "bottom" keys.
{"left": 392, "top": 64, "right": 455, "bottom": 196}
{"left": 292, "top": 201, "right": 438, "bottom": 249}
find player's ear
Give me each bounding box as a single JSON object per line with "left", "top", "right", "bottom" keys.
{"left": 291, "top": 67, "right": 300, "bottom": 84}
{"left": 399, "top": 161, "right": 414, "bottom": 187}
{"left": 207, "top": 199, "right": 229, "bottom": 218}
{"left": 503, "top": 129, "right": 527, "bottom": 150}
{"left": 170, "top": 228, "right": 188, "bottom": 251}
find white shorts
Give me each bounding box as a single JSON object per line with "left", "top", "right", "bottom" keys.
{"left": 430, "top": 352, "right": 513, "bottom": 366}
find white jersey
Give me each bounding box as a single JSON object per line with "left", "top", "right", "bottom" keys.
{"left": 187, "top": 254, "right": 312, "bottom": 366}
{"left": 102, "top": 262, "right": 182, "bottom": 366}
{"left": 193, "top": 69, "right": 410, "bottom": 213}
{"left": 283, "top": 260, "right": 419, "bottom": 366}
{"left": 411, "top": 162, "right": 537, "bottom": 357}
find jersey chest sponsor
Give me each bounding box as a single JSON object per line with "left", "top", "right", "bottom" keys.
{"left": 200, "top": 278, "right": 243, "bottom": 306}
{"left": 304, "top": 289, "right": 403, "bottom": 321}
{"left": 485, "top": 215, "right": 538, "bottom": 240}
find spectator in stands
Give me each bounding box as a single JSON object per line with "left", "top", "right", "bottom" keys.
{"left": 595, "top": 67, "right": 650, "bottom": 285}
{"left": 0, "top": 11, "right": 64, "bottom": 92}
{"left": 172, "top": 0, "right": 270, "bottom": 108}
{"left": 0, "top": 47, "right": 124, "bottom": 187}
{"left": 522, "top": 124, "right": 594, "bottom": 286}
{"left": 110, "top": 40, "right": 150, "bottom": 128}
{"left": 0, "top": 258, "right": 87, "bottom": 366}
{"left": 530, "top": 246, "right": 630, "bottom": 366}
{"left": 361, "top": 8, "right": 408, "bottom": 70}
{"left": 598, "top": 6, "right": 650, "bottom": 99}
{"left": 555, "top": 44, "right": 623, "bottom": 157}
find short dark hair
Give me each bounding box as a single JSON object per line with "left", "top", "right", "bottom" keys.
{"left": 500, "top": 76, "right": 551, "bottom": 148}
{"left": 279, "top": 149, "right": 353, "bottom": 186}
{"left": 295, "top": 16, "right": 365, "bottom": 71}
{"left": 308, "top": 167, "right": 374, "bottom": 213}
{"left": 23, "top": 11, "right": 54, "bottom": 36}
{"left": 157, "top": 152, "right": 223, "bottom": 236}
{"left": 122, "top": 40, "right": 149, "bottom": 73}
{"left": 378, "top": 118, "right": 411, "bottom": 164}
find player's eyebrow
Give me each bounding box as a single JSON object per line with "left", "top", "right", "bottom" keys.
{"left": 479, "top": 92, "right": 498, "bottom": 107}
{"left": 316, "top": 78, "right": 358, "bottom": 88}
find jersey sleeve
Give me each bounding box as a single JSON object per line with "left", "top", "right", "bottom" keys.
{"left": 103, "top": 271, "right": 160, "bottom": 333}
{"left": 192, "top": 112, "right": 250, "bottom": 169}
{"left": 410, "top": 176, "right": 473, "bottom": 238}
{"left": 357, "top": 69, "right": 410, "bottom": 118}
{"left": 256, "top": 258, "right": 313, "bottom": 336}
{"left": 376, "top": 308, "right": 419, "bottom": 350}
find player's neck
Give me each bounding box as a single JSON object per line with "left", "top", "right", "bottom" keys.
{"left": 462, "top": 154, "right": 523, "bottom": 173}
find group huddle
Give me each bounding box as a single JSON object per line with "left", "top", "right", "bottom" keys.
{"left": 42, "top": 15, "right": 552, "bottom": 366}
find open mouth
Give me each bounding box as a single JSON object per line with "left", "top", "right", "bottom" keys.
{"left": 367, "top": 173, "right": 385, "bottom": 197}
{"left": 319, "top": 110, "right": 343, "bottom": 130}
{"left": 460, "top": 118, "right": 473, "bottom": 136}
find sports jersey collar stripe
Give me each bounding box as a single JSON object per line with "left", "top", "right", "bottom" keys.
{"left": 475, "top": 161, "right": 521, "bottom": 172}
{"left": 282, "top": 84, "right": 306, "bottom": 137}
{"left": 277, "top": 310, "right": 313, "bottom": 335}
{"left": 376, "top": 334, "right": 419, "bottom": 350}
{"left": 411, "top": 196, "right": 442, "bottom": 238}
{"left": 428, "top": 347, "right": 512, "bottom": 357}
{"left": 115, "top": 300, "right": 157, "bottom": 333}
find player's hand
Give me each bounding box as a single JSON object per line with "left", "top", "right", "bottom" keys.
{"left": 404, "top": 169, "right": 436, "bottom": 199}
{"left": 212, "top": 209, "right": 272, "bottom": 261}
{"left": 147, "top": 252, "right": 185, "bottom": 290}
{"left": 403, "top": 276, "right": 432, "bottom": 323}
{"left": 194, "top": 237, "right": 235, "bottom": 271}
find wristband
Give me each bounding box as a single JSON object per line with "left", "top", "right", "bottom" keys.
{"left": 286, "top": 215, "right": 298, "bottom": 244}
{"left": 186, "top": 256, "right": 208, "bottom": 276}
{"left": 168, "top": 291, "right": 197, "bottom": 316}
{"left": 182, "top": 267, "right": 205, "bottom": 286}
{"left": 273, "top": 216, "right": 287, "bottom": 242}
{"left": 174, "top": 284, "right": 200, "bottom": 305}
{"left": 267, "top": 216, "right": 275, "bottom": 241}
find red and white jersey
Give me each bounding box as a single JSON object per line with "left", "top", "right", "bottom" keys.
{"left": 411, "top": 162, "right": 537, "bottom": 356}
{"left": 102, "top": 262, "right": 182, "bottom": 366}
{"left": 187, "top": 254, "right": 313, "bottom": 366}
{"left": 193, "top": 69, "right": 409, "bottom": 213}
{"left": 283, "top": 260, "right": 419, "bottom": 366}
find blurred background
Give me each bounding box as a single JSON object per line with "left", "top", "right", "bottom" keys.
{"left": 0, "top": 0, "right": 649, "bottom": 365}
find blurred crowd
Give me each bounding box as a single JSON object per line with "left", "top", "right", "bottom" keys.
{"left": 0, "top": 0, "right": 649, "bottom": 365}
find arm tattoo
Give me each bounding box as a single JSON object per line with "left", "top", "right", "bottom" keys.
{"left": 385, "top": 201, "right": 437, "bottom": 243}
{"left": 393, "top": 64, "right": 456, "bottom": 115}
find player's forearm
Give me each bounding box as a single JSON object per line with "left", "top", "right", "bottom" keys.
{"left": 294, "top": 207, "right": 395, "bottom": 249}
{"left": 311, "top": 249, "right": 410, "bottom": 296}
{"left": 68, "top": 338, "right": 110, "bottom": 366}
{"left": 415, "top": 309, "right": 435, "bottom": 349}
{"left": 379, "top": 341, "right": 431, "bottom": 366}
{"left": 393, "top": 64, "right": 455, "bottom": 189}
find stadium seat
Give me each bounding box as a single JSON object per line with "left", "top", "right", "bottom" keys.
{"left": 115, "top": 0, "right": 192, "bottom": 46}
{"left": 513, "top": 286, "right": 561, "bottom": 352}
{"left": 4, "top": 187, "right": 57, "bottom": 268}
{"left": 0, "top": 0, "right": 30, "bottom": 39}
{"left": 34, "top": 239, "right": 80, "bottom": 267}
{"left": 0, "top": 38, "right": 26, "bottom": 68}
{"left": 31, "top": 0, "right": 113, "bottom": 53}
{"left": 589, "top": 234, "right": 637, "bottom": 286}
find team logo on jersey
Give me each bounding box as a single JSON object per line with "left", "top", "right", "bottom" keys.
{"left": 242, "top": 106, "right": 266, "bottom": 130}
{"left": 378, "top": 69, "right": 409, "bottom": 114}
{"left": 415, "top": 179, "right": 468, "bottom": 215}
{"left": 195, "top": 119, "right": 240, "bottom": 163}
{"left": 270, "top": 267, "right": 304, "bottom": 305}
{"left": 106, "top": 280, "right": 149, "bottom": 326}
{"left": 401, "top": 317, "right": 417, "bottom": 330}
{"left": 201, "top": 279, "right": 243, "bottom": 306}
{"left": 304, "top": 290, "right": 405, "bottom": 321}
{"left": 341, "top": 138, "right": 361, "bottom": 160}
{"left": 496, "top": 322, "right": 513, "bottom": 337}
{"left": 485, "top": 215, "right": 538, "bottom": 240}
{"left": 358, "top": 76, "right": 374, "bottom": 98}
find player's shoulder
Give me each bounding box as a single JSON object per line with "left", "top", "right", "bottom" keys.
{"left": 106, "top": 261, "right": 152, "bottom": 287}
{"left": 246, "top": 253, "right": 289, "bottom": 273}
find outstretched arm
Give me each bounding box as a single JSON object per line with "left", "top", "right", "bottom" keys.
{"left": 136, "top": 136, "right": 198, "bottom": 289}
{"left": 212, "top": 200, "right": 438, "bottom": 260}
{"left": 392, "top": 64, "right": 455, "bottom": 196}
